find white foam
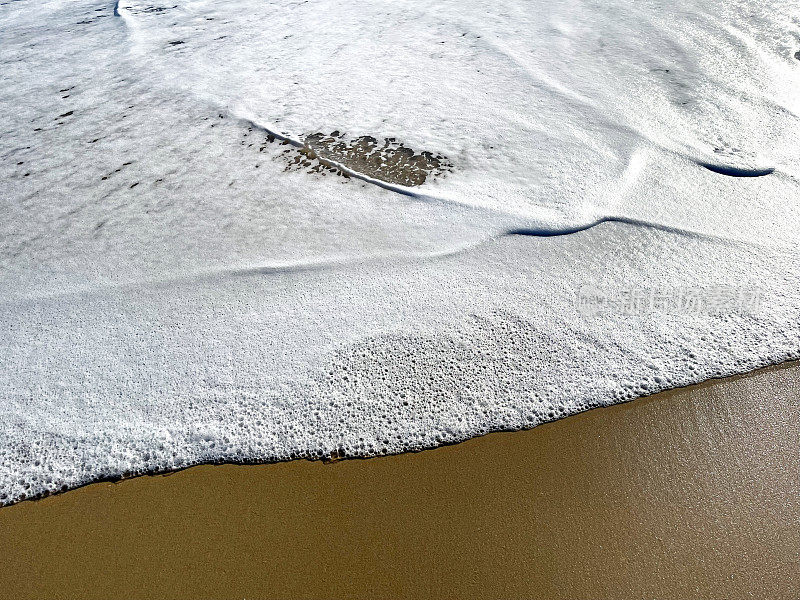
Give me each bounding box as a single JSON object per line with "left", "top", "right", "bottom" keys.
{"left": 1, "top": 0, "right": 799, "bottom": 504}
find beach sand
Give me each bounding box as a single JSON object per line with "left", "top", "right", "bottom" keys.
{"left": 1, "top": 362, "right": 798, "bottom": 599}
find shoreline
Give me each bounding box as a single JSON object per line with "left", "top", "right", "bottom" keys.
{"left": 2, "top": 360, "right": 798, "bottom": 598}
{"left": 4, "top": 359, "right": 796, "bottom": 508}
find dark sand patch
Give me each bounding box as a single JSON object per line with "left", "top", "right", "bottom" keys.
{"left": 277, "top": 131, "right": 452, "bottom": 187}
{"left": 1, "top": 362, "right": 797, "bottom": 599}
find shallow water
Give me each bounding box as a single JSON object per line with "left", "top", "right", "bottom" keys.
{"left": 0, "top": 0, "right": 799, "bottom": 504}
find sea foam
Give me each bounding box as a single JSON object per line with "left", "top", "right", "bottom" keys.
{"left": 0, "top": 0, "right": 799, "bottom": 504}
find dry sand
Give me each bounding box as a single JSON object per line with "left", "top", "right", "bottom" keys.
{"left": 1, "top": 362, "right": 798, "bottom": 599}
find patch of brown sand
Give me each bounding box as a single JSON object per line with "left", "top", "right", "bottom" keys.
{"left": 276, "top": 131, "right": 452, "bottom": 186}
{"left": 1, "top": 362, "right": 798, "bottom": 599}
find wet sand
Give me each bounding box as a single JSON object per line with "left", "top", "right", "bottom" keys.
{"left": 1, "top": 362, "right": 798, "bottom": 599}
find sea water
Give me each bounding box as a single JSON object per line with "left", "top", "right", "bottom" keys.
{"left": 1, "top": 0, "right": 799, "bottom": 504}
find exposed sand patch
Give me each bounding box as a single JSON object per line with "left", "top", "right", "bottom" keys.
{"left": 276, "top": 131, "right": 452, "bottom": 187}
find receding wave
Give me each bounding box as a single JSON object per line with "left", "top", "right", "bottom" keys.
{"left": 0, "top": 0, "right": 799, "bottom": 504}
